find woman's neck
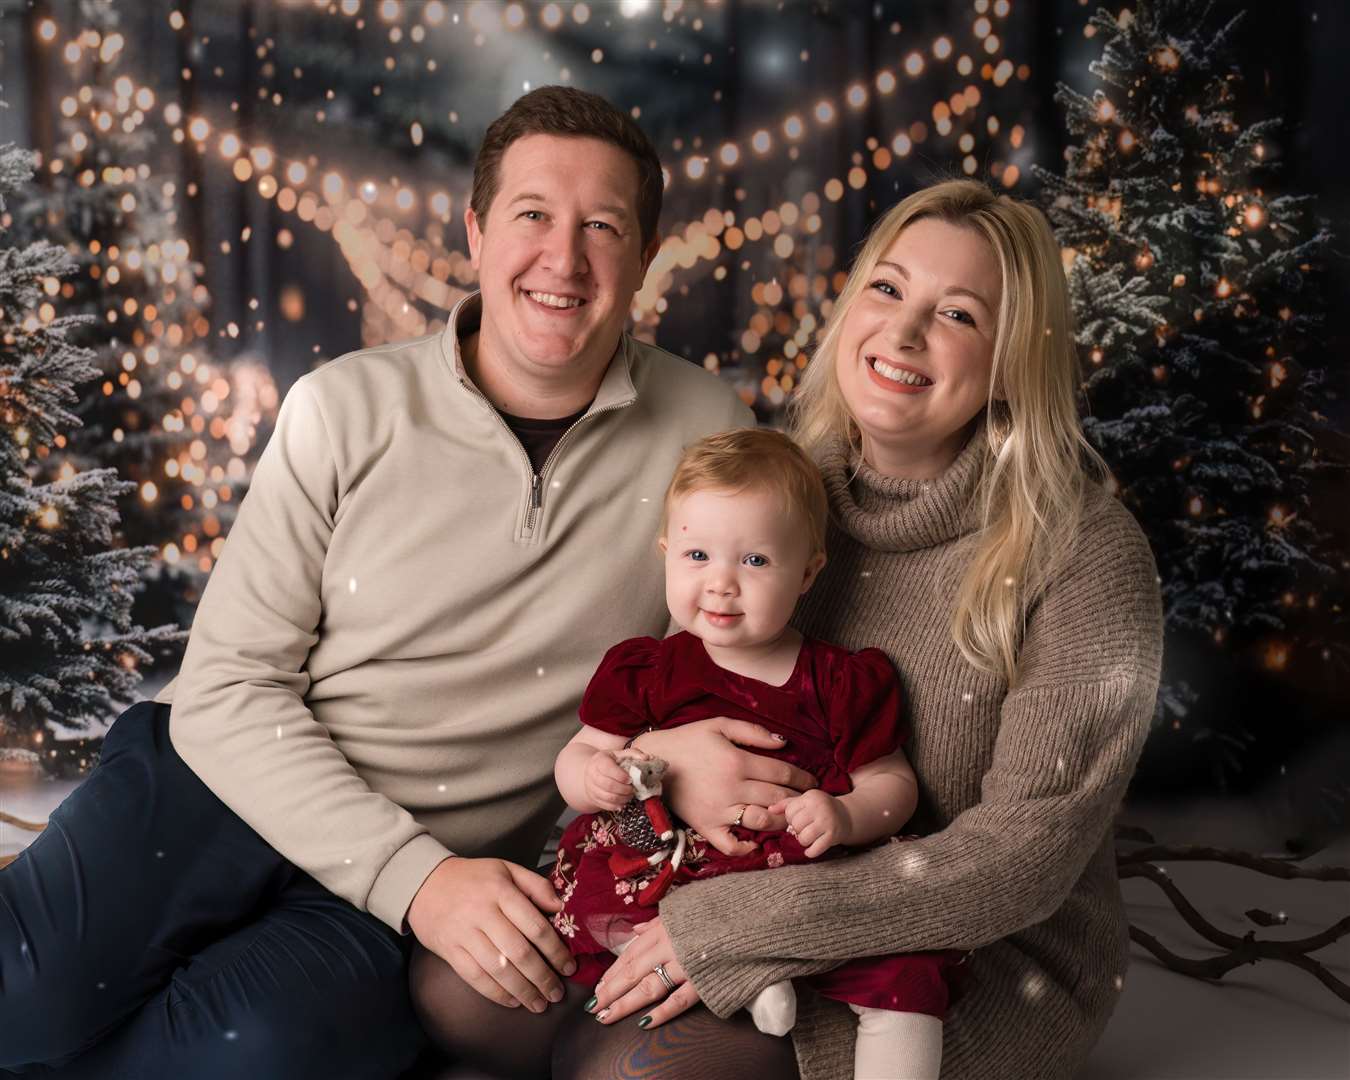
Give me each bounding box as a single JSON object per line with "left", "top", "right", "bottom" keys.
{"left": 861, "top": 420, "right": 976, "bottom": 480}
{"left": 700, "top": 627, "right": 803, "bottom": 688}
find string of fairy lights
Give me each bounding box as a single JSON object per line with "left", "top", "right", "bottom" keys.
{"left": 28, "top": 0, "right": 1040, "bottom": 460}
{"left": 28, "top": 16, "right": 279, "bottom": 581}
{"left": 26, "top": 1, "right": 1321, "bottom": 649}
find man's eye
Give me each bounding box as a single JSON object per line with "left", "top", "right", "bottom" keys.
{"left": 586, "top": 220, "right": 615, "bottom": 232}
{"left": 743, "top": 554, "right": 769, "bottom": 568}
{"left": 521, "top": 210, "right": 544, "bottom": 221}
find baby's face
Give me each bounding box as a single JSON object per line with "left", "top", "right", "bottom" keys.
{"left": 660, "top": 486, "right": 822, "bottom": 652}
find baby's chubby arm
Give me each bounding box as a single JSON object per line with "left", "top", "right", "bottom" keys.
{"left": 769, "top": 751, "right": 918, "bottom": 858}
{"left": 555, "top": 726, "right": 647, "bottom": 814}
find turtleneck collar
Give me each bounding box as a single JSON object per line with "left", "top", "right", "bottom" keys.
{"left": 817, "top": 419, "right": 991, "bottom": 553}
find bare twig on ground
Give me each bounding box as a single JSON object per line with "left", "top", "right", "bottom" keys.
{"left": 0, "top": 811, "right": 47, "bottom": 832}
{"left": 1115, "top": 824, "right": 1350, "bottom": 1006}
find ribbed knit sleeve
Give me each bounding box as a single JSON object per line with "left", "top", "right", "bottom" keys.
{"left": 169, "top": 375, "right": 450, "bottom": 933}
{"left": 660, "top": 495, "right": 1162, "bottom": 1018}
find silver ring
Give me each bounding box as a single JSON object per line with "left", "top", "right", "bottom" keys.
{"left": 653, "top": 963, "right": 677, "bottom": 992}
{"left": 732, "top": 805, "right": 747, "bottom": 829}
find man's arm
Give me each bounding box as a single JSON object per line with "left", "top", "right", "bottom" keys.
{"left": 169, "top": 376, "right": 450, "bottom": 931}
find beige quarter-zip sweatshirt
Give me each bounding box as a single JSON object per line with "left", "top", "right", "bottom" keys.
{"left": 159, "top": 294, "right": 753, "bottom": 931}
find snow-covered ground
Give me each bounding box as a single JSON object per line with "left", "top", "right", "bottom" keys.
{"left": 0, "top": 768, "right": 78, "bottom": 859}
{"left": 3, "top": 775, "right": 1345, "bottom": 1078}
{"left": 1087, "top": 801, "right": 1348, "bottom": 1080}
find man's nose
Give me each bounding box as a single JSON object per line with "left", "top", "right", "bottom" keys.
{"left": 542, "top": 225, "right": 587, "bottom": 277}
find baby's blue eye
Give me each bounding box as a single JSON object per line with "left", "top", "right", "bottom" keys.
{"left": 687, "top": 550, "right": 708, "bottom": 562}
{"left": 743, "top": 554, "right": 769, "bottom": 568}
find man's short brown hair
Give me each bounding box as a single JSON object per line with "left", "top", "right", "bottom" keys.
{"left": 470, "top": 86, "right": 664, "bottom": 249}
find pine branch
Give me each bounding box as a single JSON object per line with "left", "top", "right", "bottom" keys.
{"left": 1115, "top": 826, "right": 1350, "bottom": 1005}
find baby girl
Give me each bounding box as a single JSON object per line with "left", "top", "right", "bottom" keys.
{"left": 549, "top": 429, "right": 961, "bottom": 1079}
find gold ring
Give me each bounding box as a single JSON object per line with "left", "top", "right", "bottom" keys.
{"left": 732, "top": 805, "right": 747, "bottom": 829}
{"left": 653, "top": 963, "right": 677, "bottom": 992}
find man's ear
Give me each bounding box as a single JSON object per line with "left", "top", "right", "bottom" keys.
{"left": 639, "top": 232, "right": 661, "bottom": 278}
{"left": 466, "top": 207, "right": 483, "bottom": 270}
{"left": 800, "top": 552, "right": 827, "bottom": 594}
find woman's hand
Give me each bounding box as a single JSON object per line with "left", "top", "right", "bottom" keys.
{"left": 635, "top": 718, "right": 817, "bottom": 855}
{"left": 589, "top": 918, "right": 700, "bottom": 1029}
{"left": 584, "top": 748, "right": 639, "bottom": 812}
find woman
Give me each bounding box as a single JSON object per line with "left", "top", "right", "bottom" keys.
{"left": 582, "top": 178, "right": 1163, "bottom": 1080}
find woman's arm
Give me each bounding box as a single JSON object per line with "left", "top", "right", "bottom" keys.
{"left": 655, "top": 499, "right": 1164, "bottom": 1018}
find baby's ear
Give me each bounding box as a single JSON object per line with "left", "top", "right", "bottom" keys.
{"left": 800, "top": 551, "right": 827, "bottom": 594}
{"left": 657, "top": 536, "right": 669, "bottom": 554}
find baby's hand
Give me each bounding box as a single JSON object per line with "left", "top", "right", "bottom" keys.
{"left": 585, "top": 750, "right": 638, "bottom": 812}
{"left": 769, "top": 789, "right": 851, "bottom": 858}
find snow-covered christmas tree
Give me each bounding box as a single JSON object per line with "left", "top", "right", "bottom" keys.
{"left": 0, "top": 128, "right": 177, "bottom": 777}
{"left": 20, "top": 3, "right": 271, "bottom": 666}
{"left": 1036, "top": 0, "right": 1342, "bottom": 790}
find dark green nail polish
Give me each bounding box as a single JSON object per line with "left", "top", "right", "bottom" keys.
{"left": 638, "top": 1015, "right": 652, "bottom": 1029}
{"left": 584, "top": 995, "right": 598, "bottom": 1013}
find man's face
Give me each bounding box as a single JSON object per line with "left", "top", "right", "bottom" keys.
{"left": 466, "top": 134, "right": 657, "bottom": 393}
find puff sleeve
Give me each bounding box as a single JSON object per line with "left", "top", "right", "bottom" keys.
{"left": 825, "top": 646, "right": 907, "bottom": 777}
{"left": 578, "top": 636, "right": 663, "bottom": 737}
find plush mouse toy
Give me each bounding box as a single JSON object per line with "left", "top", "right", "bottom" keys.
{"left": 606, "top": 754, "right": 687, "bottom": 906}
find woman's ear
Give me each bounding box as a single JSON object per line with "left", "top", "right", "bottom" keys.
{"left": 800, "top": 552, "right": 827, "bottom": 594}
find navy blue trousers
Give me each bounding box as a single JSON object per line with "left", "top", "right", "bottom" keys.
{"left": 0, "top": 702, "right": 428, "bottom": 1078}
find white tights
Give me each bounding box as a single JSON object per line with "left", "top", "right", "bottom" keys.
{"left": 747, "top": 980, "right": 943, "bottom": 1080}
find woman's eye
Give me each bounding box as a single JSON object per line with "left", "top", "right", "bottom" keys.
{"left": 943, "top": 308, "right": 975, "bottom": 326}
{"left": 869, "top": 280, "right": 899, "bottom": 298}
{"left": 743, "top": 554, "right": 769, "bottom": 568}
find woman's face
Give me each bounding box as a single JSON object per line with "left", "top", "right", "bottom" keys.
{"left": 833, "top": 217, "right": 1002, "bottom": 479}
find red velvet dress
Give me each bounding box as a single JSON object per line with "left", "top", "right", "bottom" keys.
{"left": 550, "top": 632, "right": 963, "bottom": 1018}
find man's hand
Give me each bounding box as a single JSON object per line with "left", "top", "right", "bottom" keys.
{"left": 635, "top": 718, "right": 817, "bottom": 856}
{"left": 584, "top": 748, "right": 639, "bottom": 812}
{"left": 406, "top": 856, "right": 576, "bottom": 1012}
{"left": 770, "top": 789, "right": 851, "bottom": 858}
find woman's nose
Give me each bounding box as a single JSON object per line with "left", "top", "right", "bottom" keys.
{"left": 890, "top": 309, "right": 926, "bottom": 349}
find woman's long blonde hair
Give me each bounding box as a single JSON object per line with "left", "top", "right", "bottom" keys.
{"left": 788, "top": 179, "right": 1103, "bottom": 683}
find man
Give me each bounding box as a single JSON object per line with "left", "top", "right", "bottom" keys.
{"left": 0, "top": 87, "right": 808, "bottom": 1078}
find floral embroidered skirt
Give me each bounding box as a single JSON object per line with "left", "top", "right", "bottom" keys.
{"left": 549, "top": 810, "right": 965, "bottom": 1018}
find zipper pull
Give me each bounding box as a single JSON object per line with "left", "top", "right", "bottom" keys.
{"left": 530, "top": 473, "right": 542, "bottom": 511}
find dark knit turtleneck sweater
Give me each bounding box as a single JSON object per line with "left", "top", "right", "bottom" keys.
{"left": 660, "top": 432, "right": 1164, "bottom": 1080}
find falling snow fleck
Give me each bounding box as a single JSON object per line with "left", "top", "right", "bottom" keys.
{"left": 348, "top": 577, "right": 358, "bottom": 593}
{"left": 537, "top": 666, "right": 546, "bottom": 677}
